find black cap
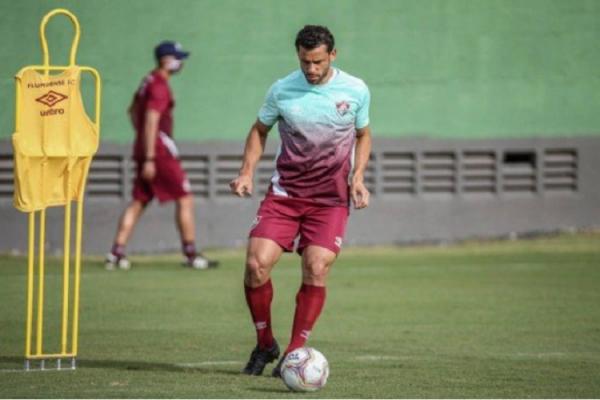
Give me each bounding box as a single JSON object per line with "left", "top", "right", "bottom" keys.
{"left": 154, "top": 41, "right": 190, "bottom": 60}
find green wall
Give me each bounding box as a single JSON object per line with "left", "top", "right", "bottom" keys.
{"left": 1, "top": 0, "right": 599, "bottom": 143}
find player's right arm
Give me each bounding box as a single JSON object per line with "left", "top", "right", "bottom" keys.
{"left": 231, "top": 81, "right": 279, "bottom": 197}
{"left": 141, "top": 109, "right": 160, "bottom": 182}
{"left": 230, "top": 120, "right": 272, "bottom": 197}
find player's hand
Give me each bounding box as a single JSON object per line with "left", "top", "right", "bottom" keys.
{"left": 142, "top": 160, "right": 156, "bottom": 182}
{"left": 230, "top": 174, "right": 253, "bottom": 197}
{"left": 350, "top": 177, "right": 370, "bottom": 209}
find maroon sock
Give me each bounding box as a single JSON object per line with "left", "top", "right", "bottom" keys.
{"left": 182, "top": 241, "right": 196, "bottom": 261}
{"left": 285, "top": 284, "right": 326, "bottom": 354}
{"left": 244, "top": 280, "right": 275, "bottom": 350}
{"left": 111, "top": 243, "right": 125, "bottom": 259}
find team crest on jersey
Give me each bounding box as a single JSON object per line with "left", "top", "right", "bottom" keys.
{"left": 336, "top": 100, "right": 350, "bottom": 116}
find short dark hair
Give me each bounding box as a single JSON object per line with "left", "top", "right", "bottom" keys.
{"left": 295, "top": 25, "right": 335, "bottom": 53}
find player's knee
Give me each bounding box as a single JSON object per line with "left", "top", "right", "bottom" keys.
{"left": 303, "top": 258, "right": 331, "bottom": 283}
{"left": 245, "top": 254, "right": 272, "bottom": 285}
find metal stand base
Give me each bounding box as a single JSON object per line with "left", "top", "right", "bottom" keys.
{"left": 24, "top": 357, "right": 77, "bottom": 371}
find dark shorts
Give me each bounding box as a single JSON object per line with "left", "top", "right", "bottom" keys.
{"left": 132, "top": 155, "right": 191, "bottom": 204}
{"left": 249, "top": 195, "right": 350, "bottom": 255}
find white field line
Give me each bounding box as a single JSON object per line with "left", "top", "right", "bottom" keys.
{"left": 0, "top": 368, "right": 75, "bottom": 373}
{"left": 176, "top": 360, "right": 243, "bottom": 367}
{"left": 354, "top": 352, "right": 583, "bottom": 362}
{"left": 0, "top": 360, "right": 243, "bottom": 373}
{"left": 354, "top": 355, "right": 403, "bottom": 361}
{"left": 0, "top": 352, "right": 585, "bottom": 373}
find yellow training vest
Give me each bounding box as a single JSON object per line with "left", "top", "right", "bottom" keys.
{"left": 12, "top": 67, "right": 99, "bottom": 212}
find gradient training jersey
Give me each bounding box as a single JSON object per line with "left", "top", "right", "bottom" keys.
{"left": 258, "top": 68, "right": 370, "bottom": 206}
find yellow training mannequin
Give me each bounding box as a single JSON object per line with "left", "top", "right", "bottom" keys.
{"left": 11, "top": 8, "right": 101, "bottom": 371}
{"left": 12, "top": 10, "right": 100, "bottom": 211}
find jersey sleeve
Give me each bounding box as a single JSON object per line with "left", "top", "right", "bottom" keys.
{"left": 146, "top": 82, "right": 171, "bottom": 113}
{"left": 257, "top": 82, "right": 279, "bottom": 126}
{"left": 355, "top": 85, "right": 371, "bottom": 129}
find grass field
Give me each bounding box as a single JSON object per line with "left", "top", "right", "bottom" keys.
{"left": 1, "top": 233, "right": 600, "bottom": 398}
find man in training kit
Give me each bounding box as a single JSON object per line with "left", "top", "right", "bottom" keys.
{"left": 105, "top": 41, "right": 218, "bottom": 270}
{"left": 230, "top": 25, "right": 371, "bottom": 376}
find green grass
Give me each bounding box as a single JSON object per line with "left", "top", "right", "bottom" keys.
{"left": 1, "top": 233, "right": 600, "bottom": 398}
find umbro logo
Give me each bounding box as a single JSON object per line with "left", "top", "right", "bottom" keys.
{"left": 250, "top": 215, "right": 262, "bottom": 230}
{"left": 300, "top": 329, "right": 311, "bottom": 339}
{"left": 255, "top": 321, "right": 267, "bottom": 330}
{"left": 335, "top": 236, "right": 343, "bottom": 248}
{"left": 290, "top": 105, "right": 303, "bottom": 115}
{"left": 35, "top": 90, "right": 68, "bottom": 108}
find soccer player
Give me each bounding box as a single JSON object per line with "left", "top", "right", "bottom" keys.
{"left": 105, "top": 41, "right": 218, "bottom": 270}
{"left": 230, "top": 25, "right": 371, "bottom": 376}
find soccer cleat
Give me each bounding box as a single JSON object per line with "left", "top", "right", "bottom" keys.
{"left": 183, "top": 253, "right": 219, "bottom": 270}
{"left": 104, "top": 253, "right": 131, "bottom": 270}
{"left": 242, "top": 340, "right": 280, "bottom": 376}
{"left": 271, "top": 355, "right": 285, "bottom": 378}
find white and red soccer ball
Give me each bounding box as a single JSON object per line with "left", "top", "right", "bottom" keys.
{"left": 280, "top": 347, "right": 329, "bottom": 392}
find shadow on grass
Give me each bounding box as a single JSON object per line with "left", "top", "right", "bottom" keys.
{"left": 0, "top": 356, "right": 239, "bottom": 376}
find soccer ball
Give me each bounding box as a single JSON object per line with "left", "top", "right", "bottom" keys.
{"left": 280, "top": 347, "right": 329, "bottom": 392}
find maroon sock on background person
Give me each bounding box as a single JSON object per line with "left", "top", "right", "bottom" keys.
{"left": 285, "top": 283, "right": 326, "bottom": 354}
{"left": 182, "top": 241, "right": 196, "bottom": 261}
{"left": 111, "top": 243, "right": 125, "bottom": 259}
{"left": 244, "top": 280, "right": 275, "bottom": 350}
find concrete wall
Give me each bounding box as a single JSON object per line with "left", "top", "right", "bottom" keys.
{"left": 1, "top": 0, "right": 600, "bottom": 142}
{"left": 1, "top": 137, "right": 599, "bottom": 255}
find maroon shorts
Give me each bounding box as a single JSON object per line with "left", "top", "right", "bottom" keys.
{"left": 132, "top": 155, "right": 191, "bottom": 204}
{"left": 249, "top": 195, "right": 350, "bottom": 255}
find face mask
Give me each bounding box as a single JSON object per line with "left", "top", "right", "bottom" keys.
{"left": 166, "top": 58, "right": 182, "bottom": 73}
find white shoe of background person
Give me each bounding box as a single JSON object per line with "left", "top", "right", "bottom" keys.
{"left": 183, "top": 253, "right": 219, "bottom": 270}
{"left": 104, "top": 253, "right": 131, "bottom": 270}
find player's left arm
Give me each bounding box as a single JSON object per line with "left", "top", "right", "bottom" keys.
{"left": 351, "top": 126, "right": 372, "bottom": 210}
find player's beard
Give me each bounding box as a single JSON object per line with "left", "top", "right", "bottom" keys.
{"left": 304, "top": 64, "right": 331, "bottom": 85}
